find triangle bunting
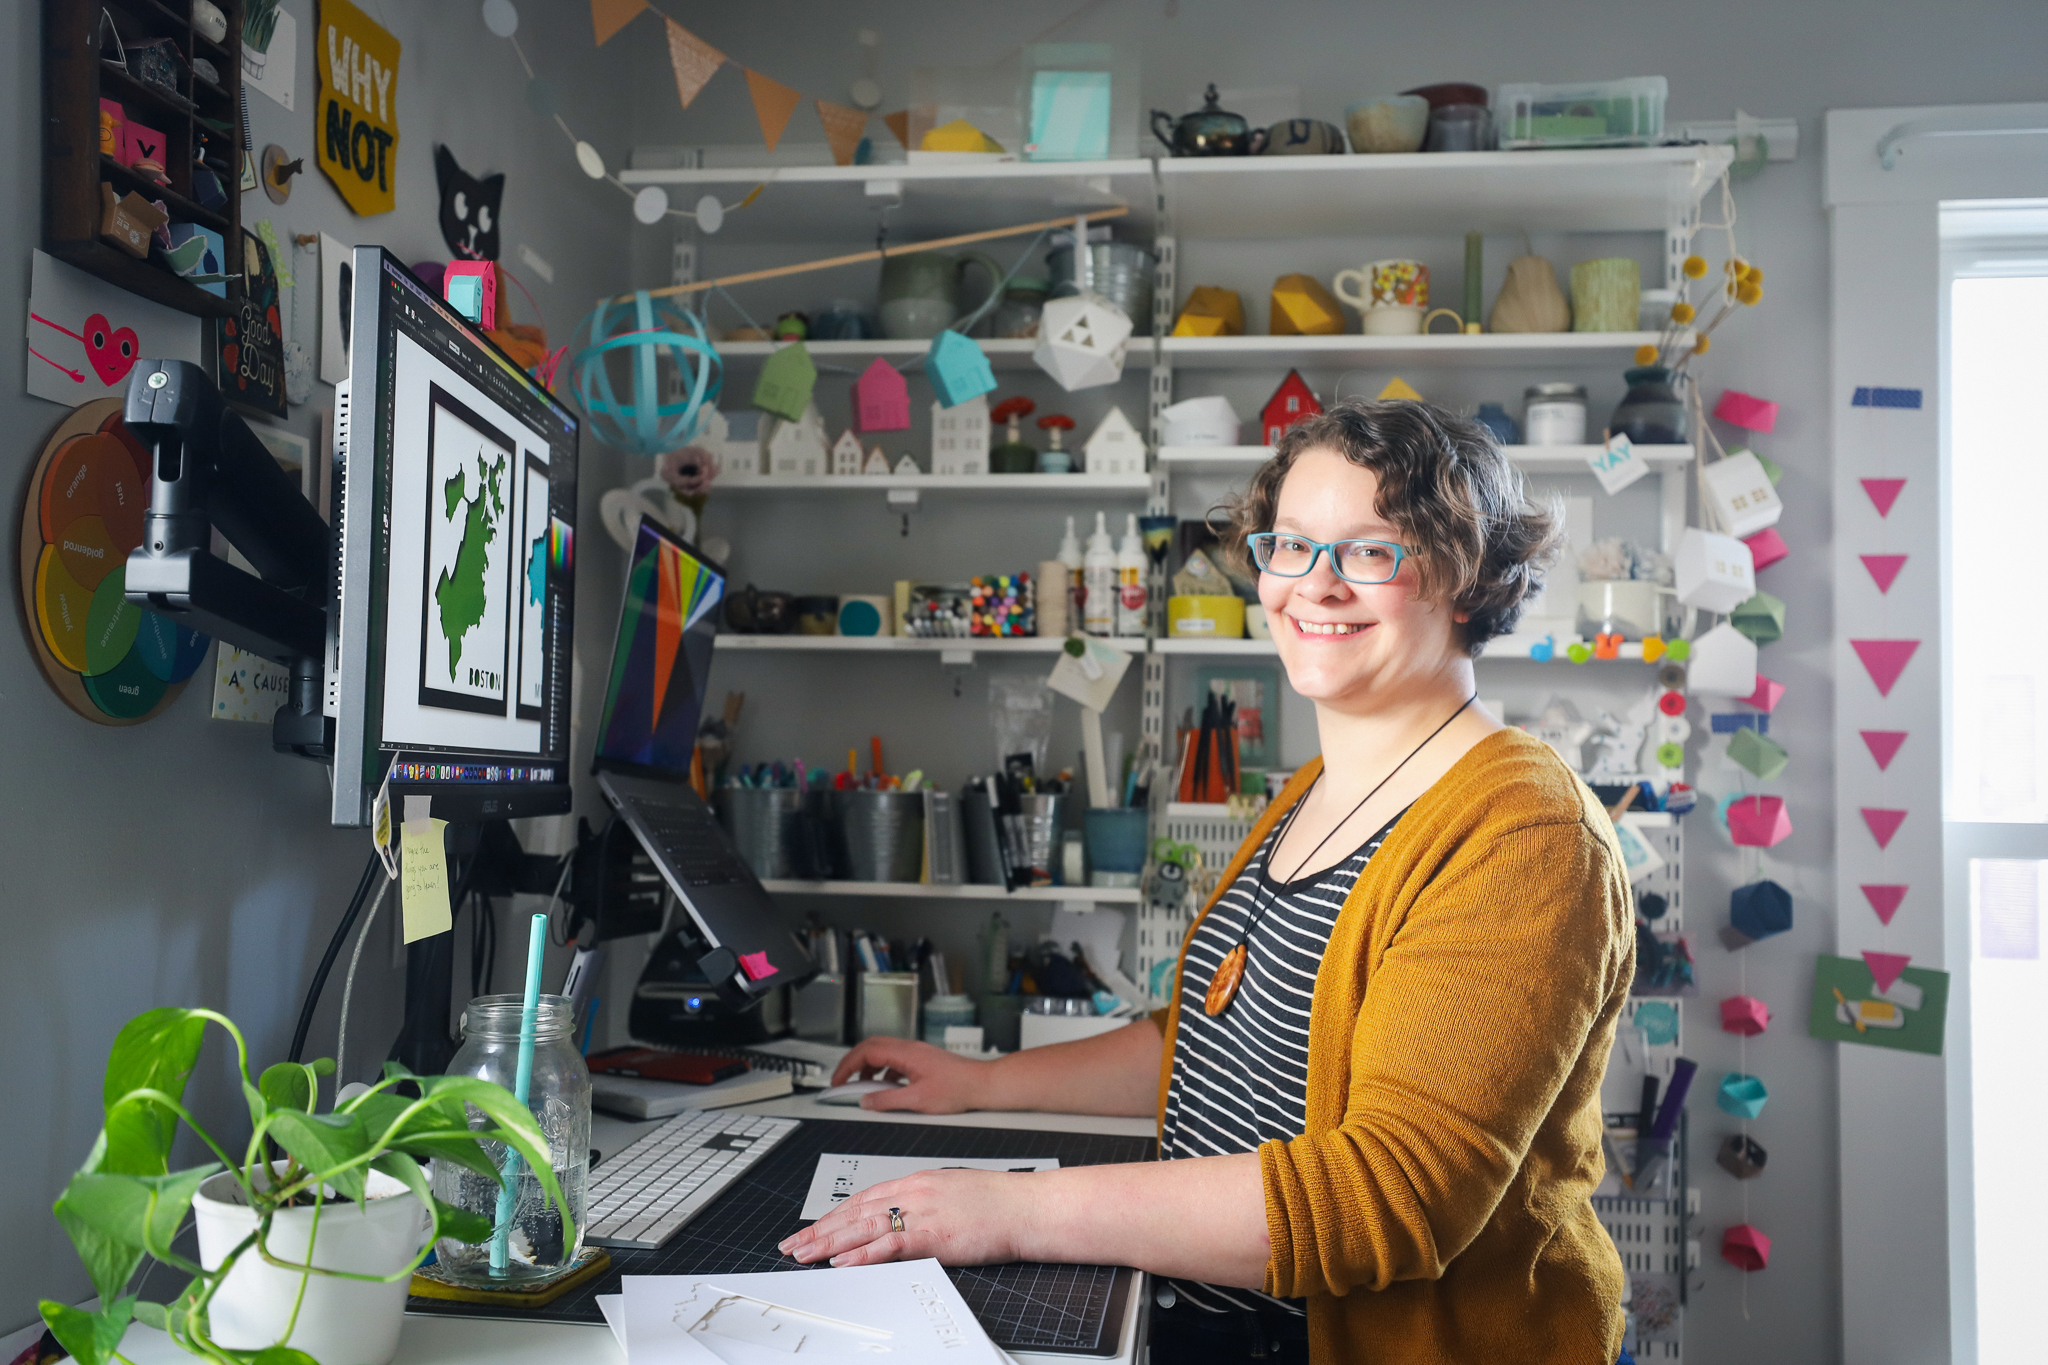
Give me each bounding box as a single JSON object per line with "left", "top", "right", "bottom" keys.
{"left": 1860, "top": 884, "right": 1907, "bottom": 926}
{"left": 1860, "top": 554, "right": 1907, "bottom": 594}
{"left": 1861, "top": 477, "right": 1906, "bottom": 517}
{"left": 745, "top": 68, "right": 804, "bottom": 152}
{"left": 883, "top": 109, "right": 912, "bottom": 149}
{"left": 816, "top": 99, "right": 869, "bottom": 166}
{"left": 1850, "top": 638, "right": 1920, "bottom": 697}
{"left": 1863, "top": 950, "right": 1912, "bottom": 993}
{"left": 663, "top": 19, "right": 724, "bottom": 109}
{"left": 1859, "top": 729, "right": 1907, "bottom": 770}
{"left": 1861, "top": 807, "right": 1907, "bottom": 850}
{"left": 590, "top": 0, "right": 648, "bottom": 46}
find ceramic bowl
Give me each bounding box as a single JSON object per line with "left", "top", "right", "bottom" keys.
{"left": 1345, "top": 96, "right": 1430, "bottom": 154}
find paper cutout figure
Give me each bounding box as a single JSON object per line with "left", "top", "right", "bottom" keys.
{"left": 1851, "top": 385, "right": 1922, "bottom": 408}
{"left": 817, "top": 99, "right": 868, "bottom": 166}
{"left": 752, "top": 341, "right": 817, "bottom": 420}
{"left": 1727, "top": 796, "right": 1792, "bottom": 848}
{"left": 1721, "top": 1224, "right": 1772, "bottom": 1272}
{"left": 434, "top": 146, "right": 502, "bottom": 261}
{"left": 1850, "top": 638, "right": 1919, "bottom": 696}
{"left": 1860, "top": 553, "right": 1907, "bottom": 594}
{"left": 1675, "top": 527, "right": 1755, "bottom": 613}
{"left": 1810, "top": 953, "right": 1949, "bottom": 1055}
{"left": 745, "top": 69, "right": 804, "bottom": 152}
{"left": 1713, "top": 389, "right": 1779, "bottom": 432}
{"left": 927, "top": 330, "right": 996, "bottom": 407}
{"left": 1033, "top": 292, "right": 1132, "bottom": 391}
{"left": 1728, "top": 727, "right": 1788, "bottom": 780}
{"left": 590, "top": 0, "right": 647, "bottom": 45}
{"left": 1861, "top": 477, "right": 1906, "bottom": 517}
{"left": 1688, "top": 623, "right": 1759, "bottom": 696}
{"left": 1729, "top": 879, "right": 1792, "bottom": 943}
{"left": 1744, "top": 526, "right": 1788, "bottom": 571}
{"left": 1861, "top": 883, "right": 1907, "bottom": 926}
{"left": 1269, "top": 273, "right": 1344, "bottom": 335}
{"left": 852, "top": 357, "right": 910, "bottom": 431}
{"left": 1728, "top": 591, "right": 1786, "bottom": 644}
{"left": 1740, "top": 674, "right": 1786, "bottom": 712}
{"left": 1720, "top": 994, "right": 1771, "bottom": 1036}
{"left": 1862, "top": 950, "right": 1911, "bottom": 993}
{"left": 1861, "top": 807, "right": 1906, "bottom": 850}
{"left": 1860, "top": 729, "right": 1907, "bottom": 770}
{"left": 662, "top": 18, "right": 723, "bottom": 108}
{"left": 1717, "top": 1134, "right": 1768, "bottom": 1180}
{"left": 1716, "top": 1072, "right": 1769, "bottom": 1119}
{"left": 315, "top": 0, "right": 401, "bottom": 217}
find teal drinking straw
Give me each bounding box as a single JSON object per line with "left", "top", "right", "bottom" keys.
{"left": 490, "top": 913, "right": 550, "bottom": 1275}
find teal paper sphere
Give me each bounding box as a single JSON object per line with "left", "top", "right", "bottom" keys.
{"left": 569, "top": 291, "right": 722, "bottom": 456}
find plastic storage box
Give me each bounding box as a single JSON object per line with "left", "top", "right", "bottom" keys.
{"left": 1497, "top": 77, "right": 1667, "bottom": 149}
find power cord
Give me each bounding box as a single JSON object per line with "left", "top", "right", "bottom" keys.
{"left": 288, "top": 853, "right": 383, "bottom": 1064}
{"left": 334, "top": 875, "right": 391, "bottom": 1085}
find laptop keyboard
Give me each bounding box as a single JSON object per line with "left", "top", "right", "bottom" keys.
{"left": 636, "top": 799, "right": 751, "bottom": 886}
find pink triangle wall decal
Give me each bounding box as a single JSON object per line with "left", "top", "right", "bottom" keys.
{"left": 1861, "top": 478, "right": 1906, "bottom": 517}
{"left": 1860, "top": 554, "right": 1908, "bottom": 593}
{"left": 1863, "top": 950, "right": 1912, "bottom": 993}
{"left": 1861, "top": 807, "right": 1907, "bottom": 849}
{"left": 1860, "top": 730, "right": 1907, "bottom": 770}
{"left": 1851, "top": 639, "right": 1920, "bottom": 696}
{"left": 1860, "top": 884, "right": 1907, "bottom": 925}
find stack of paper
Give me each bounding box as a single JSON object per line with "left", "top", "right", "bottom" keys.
{"left": 599, "top": 1261, "right": 1014, "bottom": 1363}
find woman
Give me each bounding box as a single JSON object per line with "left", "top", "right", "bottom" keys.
{"left": 782, "top": 401, "right": 1636, "bottom": 1364}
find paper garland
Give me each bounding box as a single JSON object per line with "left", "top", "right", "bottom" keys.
{"left": 745, "top": 69, "right": 803, "bottom": 153}
{"left": 1860, "top": 884, "right": 1906, "bottom": 926}
{"left": 1850, "top": 638, "right": 1919, "bottom": 697}
{"left": 1860, "top": 553, "right": 1907, "bottom": 594}
{"left": 590, "top": 0, "right": 645, "bottom": 45}
{"left": 1858, "top": 729, "right": 1906, "bottom": 770}
{"left": 816, "top": 99, "right": 869, "bottom": 166}
{"left": 662, "top": 18, "right": 722, "bottom": 108}
{"left": 1860, "top": 807, "right": 1906, "bottom": 849}
{"left": 1861, "top": 477, "right": 1905, "bottom": 518}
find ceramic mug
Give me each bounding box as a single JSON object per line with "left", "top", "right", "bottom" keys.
{"left": 1332, "top": 259, "right": 1430, "bottom": 335}
{"left": 879, "top": 250, "right": 1003, "bottom": 340}
{"left": 1260, "top": 118, "right": 1346, "bottom": 155}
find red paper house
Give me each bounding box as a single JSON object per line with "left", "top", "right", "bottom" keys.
{"left": 853, "top": 357, "right": 910, "bottom": 432}
{"left": 1261, "top": 370, "right": 1322, "bottom": 445}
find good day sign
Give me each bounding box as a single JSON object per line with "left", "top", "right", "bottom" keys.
{"left": 318, "top": 0, "right": 400, "bottom": 216}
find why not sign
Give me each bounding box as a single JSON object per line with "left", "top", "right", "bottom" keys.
{"left": 318, "top": 0, "right": 400, "bottom": 216}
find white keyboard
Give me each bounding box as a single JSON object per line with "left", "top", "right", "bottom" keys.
{"left": 586, "top": 1110, "right": 800, "bottom": 1250}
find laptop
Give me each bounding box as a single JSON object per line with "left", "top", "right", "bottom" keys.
{"left": 592, "top": 518, "right": 814, "bottom": 1004}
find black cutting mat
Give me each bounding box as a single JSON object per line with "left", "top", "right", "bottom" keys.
{"left": 410, "top": 1119, "right": 1155, "bottom": 1355}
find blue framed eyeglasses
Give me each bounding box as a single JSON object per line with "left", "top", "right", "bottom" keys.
{"left": 1246, "top": 532, "right": 1408, "bottom": 585}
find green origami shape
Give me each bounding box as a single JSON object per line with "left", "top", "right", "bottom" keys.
{"left": 1728, "top": 726, "right": 1789, "bottom": 780}
{"left": 752, "top": 341, "right": 817, "bottom": 422}
{"left": 1729, "top": 590, "right": 1786, "bottom": 644}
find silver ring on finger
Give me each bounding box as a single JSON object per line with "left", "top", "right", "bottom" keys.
{"left": 889, "top": 1207, "right": 905, "bottom": 1234}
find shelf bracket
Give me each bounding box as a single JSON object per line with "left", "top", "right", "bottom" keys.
{"left": 887, "top": 486, "right": 919, "bottom": 536}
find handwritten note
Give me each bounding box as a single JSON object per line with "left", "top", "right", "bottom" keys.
{"left": 399, "top": 794, "right": 450, "bottom": 943}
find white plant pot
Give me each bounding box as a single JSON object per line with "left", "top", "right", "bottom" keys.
{"left": 191, "top": 1164, "right": 432, "bottom": 1365}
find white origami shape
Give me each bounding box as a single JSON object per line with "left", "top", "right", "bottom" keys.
{"left": 1687, "top": 621, "right": 1759, "bottom": 696}
{"left": 862, "top": 445, "right": 891, "bottom": 475}
{"left": 930, "top": 395, "right": 989, "bottom": 476}
{"left": 1083, "top": 406, "right": 1146, "bottom": 476}
{"left": 830, "top": 428, "right": 865, "bottom": 476}
{"left": 765, "top": 401, "right": 829, "bottom": 477}
{"left": 1701, "top": 450, "right": 1785, "bottom": 539}
{"left": 1033, "top": 291, "right": 1133, "bottom": 392}
{"left": 1674, "top": 527, "right": 1757, "bottom": 613}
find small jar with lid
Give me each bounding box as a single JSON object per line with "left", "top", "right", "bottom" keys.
{"left": 1523, "top": 383, "right": 1589, "bottom": 446}
{"left": 985, "top": 276, "right": 1051, "bottom": 339}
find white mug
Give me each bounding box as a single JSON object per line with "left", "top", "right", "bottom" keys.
{"left": 1332, "top": 259, "right": 1430, "bottom": 335}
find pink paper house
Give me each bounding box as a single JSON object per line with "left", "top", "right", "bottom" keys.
{"left": 1728, "top": 795, "right": 1792, "bottom": 848}
{"left": 1713, "top": 389, "right": 1779, "bottom": 432}
{"left": 853, "top": 357, "right": 910, "bottom": 432}
{"left": 1744, "top": 526, "right": 1788, "bottom": 571}
{"left": 1721, "top": 1224, "right": 1772, "bottom": 1271}
{"left": 1720, "top": 994, "right": 1772, "bottom": 1036}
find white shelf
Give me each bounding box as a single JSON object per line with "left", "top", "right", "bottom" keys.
{"left": 1158, "top": 443, "right": 1694, "bottom": 473}
{"left": 759, "top": 878, "right": 1140, "bottom": 903}
{"left": 714, "top": 634, "right": 1146, "bottom": 654}
{"left": 1159, "top": 146, "right": 1735, "bottom": 239}
{"left": 716, "top": 473, "right": 1152, "bottom": 495}
{"left": 712, "top": 338, "right": 1162, "bottom": 372}
{"left": 1158, "top": 332, "right": 1676, "bottom": 370}
{"left": 1154, "top": 636, "right": 1662, "bottom": 661}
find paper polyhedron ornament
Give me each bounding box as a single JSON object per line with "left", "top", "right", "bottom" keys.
{"left": 927, "top": 330, "right": 997, "bottom": 408}
{"left": 1728, "top": 726, "right": 1789, "bottom": 781}
{"left": 1717, "top": 1134, "right": 1769, "bottom": 1180}
{"left": 1729, "top": 591, "right": 1787, "bottom": 645}
{"left": 752, "top": 340, "right": 817, "bottom": 421}
{"left": 1701, "top": 449, "right": 1785, "bottom": 538}
{"left": 1033, "top": 291, "right": 1132, "bottom": 391}
{"left": 1745, "top": 526, "right": 1789, "bottom": 571}
{"left": 1686, "top": 622, "right": 1759, "bottom": 696}
{"left": 1721, "top": 1224, "right": 1772, "bottom": 1271}
{"left": 1720, "top": 994, "right": 1772, "bottom": 1036}
{"left": 1727, "top": 796, "right": 1792, "bottom": 848}
{"left": 1729, "top": 879, "right": 1793, "bottom": 943}
{"left": 1269, "top": 273, "right": 1345, "bottom": 335}
{"left": 1716, "top": 1072, "right": 1769, "bottom": 1119}
{"left": 1740, "top": 674, "right": 1786, "bottom": 712}
{"left": 1675, "top": 527, "right": 1757, "bottom": 613}
{"left": 852, "top": 356, "right": 910, "bottom": 432}
{"left": 1172, "top": 286, "right": 1245, "bottom": 337}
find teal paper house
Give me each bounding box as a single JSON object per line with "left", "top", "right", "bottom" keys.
{"left": 928, "top": 330, "right": 997, "bottom": 408}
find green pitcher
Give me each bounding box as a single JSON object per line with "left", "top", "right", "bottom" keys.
{"left": 879, "top": 251, "right": 1003, "bottom": 340}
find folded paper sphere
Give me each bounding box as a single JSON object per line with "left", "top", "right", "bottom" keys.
{"left": 1729, "top": 591, "right": 1787, "bottom": 645}
{"left": 1716, "top": 1072, "right": 1769, "bottom": 1119}
{"left": 1722, "top": 1223, "right": 1772, "bottom": 1271}
{"left": 1728, "top": 726, "right": 1789, "bottom": 781}
{"left": 1687, "top": 622, "right": 1759, "bottom": 697}
{"left": 1717, "top": 1134, "right": 1769, "bottom": 1180}
{"left": 1675, "top": 527, "right": 1757, "bottom": 614}
{"left": 927, "top": 330, "right": 997, "bottom": 408}
{"left": 1744, "top": 526, "right": 1789, "bottom": 572}
{"left": 1729, "top": 879, "right": 1793, "bottom": 943}
{"left": 1720, "top": 994, "right": 1772, "bottom": 1036}
{"left": 1727, "top": 795, "right": 1792, "bottom": 848}
{"left": 1033, "top": 292, "right": 1133, "bottom": 391}
{"left": 1270, "top": 273, "right": 1346, "bottom": 335}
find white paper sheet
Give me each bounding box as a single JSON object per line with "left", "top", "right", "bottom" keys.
{"left": 798, "top": 1154, "right": 1059, "bottom": 1221}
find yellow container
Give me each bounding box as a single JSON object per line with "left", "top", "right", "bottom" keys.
{"left": 1167, "top": 594, "right": 1247, "bottom": 639}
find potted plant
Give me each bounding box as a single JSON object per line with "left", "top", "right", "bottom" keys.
{"left": 40, "top": 1007, "right": 570, "bottom": 1365}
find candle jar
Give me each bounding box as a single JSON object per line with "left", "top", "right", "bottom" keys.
{"left": 1523, "top": 383, "right": 1588, "bottom": 445}
{"left": 429, "top": 995, "right": 590, "bottom": 1286}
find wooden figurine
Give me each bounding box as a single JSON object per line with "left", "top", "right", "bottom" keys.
{"left": 1261, "top": 370, "right": 1322, "bottom": 445}
{"left": 862, "top": 445, "right": 892, "bottom": 475}
{"left": 1083, "top": 406, "right": 1146, "bottom": 476}
{"left": 1269, "top": 273, "right": 1344, "bottom": 335}
{"left": 930, "top": 394, "right": 990, "bottom": 475}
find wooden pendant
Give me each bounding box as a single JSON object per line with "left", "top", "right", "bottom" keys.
{"left": 1205, "top": 944, "right": 1248, "bottom": 1016}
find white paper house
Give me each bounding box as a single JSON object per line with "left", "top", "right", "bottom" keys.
{"left": 695, "top": 407, "right": 760, "bottom": 481}
{"left": 1687, "top": 621, "right": 1760, "bottom": 696}
{"left": 1083, "top": 406, "right": 1146, "bottom": 476}
{"left": 893, "top": 453, "right": 919, "bottom": 476}
{"left": 930, "top": 395, "right": 989, "bottom": 476}
{"left": 1700, "top": 449, "right": 1785, "bottom": 538}
{"left": 1674, "top": 527, "right": 1756, "bottom": 613}
{"left": 830, "top": 428, "right": 865, "bottom": 476}
{"left": 765, "top": 401, "right": 829, "bottom": 477}
{"left": 862, "top": 445, "right": 891, "bottom": 475}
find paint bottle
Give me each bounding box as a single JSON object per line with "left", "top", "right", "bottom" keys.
{"left": 1115, "top": 513, "right": 1147, "bottom": 637}
{"left": 1083, "top": 512, "right": 1116, "bottom": 637}
{"left": 1057, "top": 516, "right": 1084, "bottom": 634}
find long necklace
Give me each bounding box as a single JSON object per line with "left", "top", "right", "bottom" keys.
{"left": 1203, "top": 694, "right": 1477, "bottom": 1017}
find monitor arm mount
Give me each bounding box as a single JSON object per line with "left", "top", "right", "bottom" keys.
{"left": 122, "top": 361, "right": 334, "bottom": 760}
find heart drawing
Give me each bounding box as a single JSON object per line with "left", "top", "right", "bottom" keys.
{"left": 31, "top": 312, "right": 140, "bottom": 387}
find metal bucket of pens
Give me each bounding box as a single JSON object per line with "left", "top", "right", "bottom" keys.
{"left": 714, "top": 787, "right": 812, "bottom": 880}
{"left": 834, "top": 790, "right": 925, "bottom": 882}
{"left": 1001, "top": 793, "right": 1068, "bottom": 887}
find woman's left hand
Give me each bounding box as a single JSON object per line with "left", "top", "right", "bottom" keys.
{"left": 778, "top": 1169, "right": 1042, "bottom": 1268}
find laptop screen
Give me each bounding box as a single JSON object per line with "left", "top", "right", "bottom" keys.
{"left": 593, "top": 519, "right": 725, "bottom": 782}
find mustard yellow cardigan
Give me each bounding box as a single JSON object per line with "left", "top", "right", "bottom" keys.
{"left": 1153, "top": 728, "right": 1634, "bottom": 1363}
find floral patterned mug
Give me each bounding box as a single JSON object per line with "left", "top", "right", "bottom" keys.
{"left": 1333, "top": 259, "right": 1430, "bottom": 334}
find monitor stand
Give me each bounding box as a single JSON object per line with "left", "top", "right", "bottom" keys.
{"left": 390, "top": 933, "right": 460, "bottom": 1077}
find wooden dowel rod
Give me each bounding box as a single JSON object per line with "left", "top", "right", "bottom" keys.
{"left": 616, "top": 204, "right": 1130, "bottom": 304}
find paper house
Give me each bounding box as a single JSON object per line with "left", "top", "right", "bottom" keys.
{"left": 1172, "top": 286, "right": 1244, "bottom": 337}
{"left": 893, "top": 453, "right": 918, "bottom": 476}
{"left": 1720, "top": 994, "right": 1772, "bottom": 1037}
{"left": 852, "top": 357, "right": 910, "bottom": 432}
{"left": 1727, "top": 795, "right": 1792, "bottom": 848}
{"left": 1744, "top": 526, "right": 1788, "bottom": 572}
{"left": 764, "top": 400, "right": 829, "bottom": 476}
{"left": 862, "top": 446, "right": 891, "bottom": 475}
{"left": 1269, "top": 273, "right": 1344, "bottom": 335}
{"left": 1701, "top": 450, "right": 1784, "bottom": 538}
{"left": 1729, "top": 590, "right": 1786, "bottom": 644}
{"left": 1716, "top": 1072, "right": 1769, "bottom": 1119}
{"left": 1160, "top": 395, "right": 1240, "bottom": 446}
{"left": 444, "top": 261, "right": 500, "bottom": 329}
{"left": 1728, "top": 727, "right": 1789, "bottom": 780}
{"left": 1084, "top": 407, "right": 1146, "bottom": 476}
{"left": 1674, "top": 527, "right": 1756, "bottom": 613}
{"left": 830, "top": 428, "right": 865, "bottom": 476}
{"left": 927, "top": 330, "right": 997, "bottom": 408}
{"left": 1730, "top": 879, "right": 1793, "bottom": 943}
{"left": 930, "top": 395, "right": 990, "bottom": 475}
{"left": 1741, "top": 674, "right": 1786, "bottom": 712}
{"left": 752, "top": 341, "right": 818, "bottom": 421}
{"left": 1721, "top": 1224, "right": 1772, "bottom": 1272}
{"left": 1262, "top": 370, "right": 1323, "bottom": 445}
{"left": 1033, "top": 292, "right": 1132, "bottom": 392}
{"left": 1686, "top": 622, "right": 1759, "bottom": 696}
{"left": 695, "top": 408, "right": 760, "bottom": 481}
{"left": 1713, "top": 389, "right": 1779, "bottom": 432}
{"left": 1716, "top": 1134, "right": 1769, "bottom": 1180}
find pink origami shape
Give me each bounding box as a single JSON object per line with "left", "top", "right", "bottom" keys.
{"left": 1728, "top": 795, "right": 1792, "bottom": 848}
{"left": 1745, "top": 527, "right": 1788, "bottom": 572}
{"left": 1861, "top": 884, "right": 1907, "bottom": 926}
{"left": 1861, "top": 807, "right": 1907, "bottom": 849}
{"left": 739, "top": 950, "right": 778, "bottom": 981}
{"left": 1863, "top": 950, "right": 1911, "bottom": 993}
{"left": 1720, "top": 994, "right": 1772, "bottom": 1036}
{"left": 1860, "top": 730, "right": 1907, "bottom": 770}
{"left": 852, "top": 356, "right": 911, "bottom": 432}
{"left": 1722, "top": 1224, "right": 1772, "bottom": 1272}
{"left": 1741, "top": 674, "right": 1786, "bottom": 713}
{"left": 1861, "top": 477, "right": 1906, "bottom": 517}
{"left": 1714, "top": 389, "right": 1780, "bottom": 432}
{"left": 1860, "top": 553, "right": 1907, "bottom": 594}
{"left": 1851, "top": 639, "right": 1920, "bottom": 697}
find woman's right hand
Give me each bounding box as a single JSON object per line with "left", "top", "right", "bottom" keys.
{"left": 829, "top": 1037, "right": 998, "bottom": 1114}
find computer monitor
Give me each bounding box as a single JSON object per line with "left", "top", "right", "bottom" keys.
{"left": 592, "top": 518, "right": 724, "bottom": 781}
{"left": 327, "top": 248, "right": 578, "bottom": 828}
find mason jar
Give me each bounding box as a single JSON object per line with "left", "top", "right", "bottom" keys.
{"left": 429, "top": 995, "right": 589, "bottom": 1285}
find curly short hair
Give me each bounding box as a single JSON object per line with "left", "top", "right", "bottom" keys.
{"left": 1221, "top": 400, "right": 1562, "bottom": 657}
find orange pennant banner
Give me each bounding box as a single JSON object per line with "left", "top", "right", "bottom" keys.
{"left": 745, "top": 68, "right": 803, "bottom": 153}
{"left": 882, "top": 109, "right": 911, "bottom": 151}
{"left": 816, "top": 100, "right": 868, "bottom": 166}
{"left": 589, "top": 0, "right": 647, "bottom": 46}
{"left": 663, "top": 18, "right": 723, "bottom": 109}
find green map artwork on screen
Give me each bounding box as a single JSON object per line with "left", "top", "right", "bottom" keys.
{"left": 433, "top": 452, "right": 506, "bottom": 676}
{"left": 419, "top": 385, "right": 516, "bottom": 716}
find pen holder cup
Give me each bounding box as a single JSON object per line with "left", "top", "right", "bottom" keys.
{"left": 834, "top": 791, "right": 926, "bottom": 882}
{"left": 714, "top": 788, "right": 815, "bottom": 880}
{"left": 1084, "top": 809, "right": 1150, "bottom": 880}
{"left": 1001, "top": 793, "right": 1068, "bottom": 886}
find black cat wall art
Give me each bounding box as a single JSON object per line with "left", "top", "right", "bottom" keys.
{"left": 435, "top": 145, "right": 503, "bottom": 261}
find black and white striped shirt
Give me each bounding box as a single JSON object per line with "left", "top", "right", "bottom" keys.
{"left": 1160, "top": 809, "right": 1405, "bottom": 1316}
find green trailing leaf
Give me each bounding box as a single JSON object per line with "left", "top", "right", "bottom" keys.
{"left": 266, "top": 1110, "right": 372, "bottom": 1205}
{"left": 396, "top": 1133, "right": 503, "bottom": 1185}
{"left": 258, "top": 1062, "right": 314, "bottom": 1114}
{"left": 131, "top": 1301, "right": 169, "bottom": 1331}
{"left": 433, "top": 1198, "right": 494, "bottom": 1244}
{"left": 101, "top": 1010, "right": 210, "bottom": 1175}
{"left": 308, "top": 1057, "right": 336, "bottom": 1077}
{"left": 251, "top": 1348, "right": 322, "bottom": 1365}
{"left": 40, "top": 1296, "right": 134, "bottom": 1365}
{"left": 52, "top": 1172, "right": 152, "bottom": 1304}
{"left": 411, "top": 1076, "right": 572, "bottom": 1246}
{"left": 140, "top": 1165, "right": 221, "bottom": 1259}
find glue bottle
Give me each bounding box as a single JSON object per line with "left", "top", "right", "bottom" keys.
{"left": 1115, "top": 513, "right": 1147, "bottom": 637}
{"left": 1057, "top": 516, "right": 1084, "bottom": 635}
{"left": 1083, "top": 512, "right": 1117, "bottom": 637}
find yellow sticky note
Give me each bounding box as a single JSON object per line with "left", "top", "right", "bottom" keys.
{"left": 400, "top": 818, "right": 451, "bottom": 944}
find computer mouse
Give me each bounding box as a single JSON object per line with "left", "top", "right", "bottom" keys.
{"left": 815, "top": 1080, "right": 903, "bottom": 1106}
